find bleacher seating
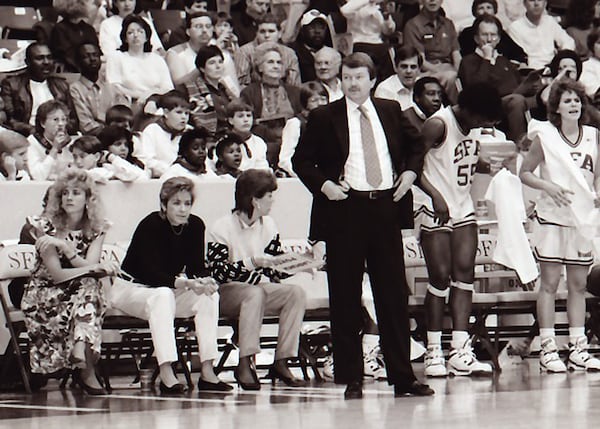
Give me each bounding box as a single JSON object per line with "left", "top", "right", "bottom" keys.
{"left": 0, "top": 6, "right": 39, "bottom": 40}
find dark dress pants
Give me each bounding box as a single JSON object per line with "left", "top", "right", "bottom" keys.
{"left": 325, "top": 193, "right": 417, "bottom": 387}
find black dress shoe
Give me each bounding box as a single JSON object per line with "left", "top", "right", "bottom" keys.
{"left": 394, "top": 381, "right": 434, "bottom": 397}
{"left": 197, "top": 378, "right": 234, "bottom": 392}
{"left": 344, "top": 381, "right": 363, "bottom": 399}
{"left": 159, "top": 381, "right": 188, "bottom": 395}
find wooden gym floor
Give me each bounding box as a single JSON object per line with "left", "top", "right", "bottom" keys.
{"left": 1, "top": 359, "right": 600, "bottom": 429}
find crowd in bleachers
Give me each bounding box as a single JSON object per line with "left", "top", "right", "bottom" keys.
{"left": 6, "top": 0, "right": 600, "bottom": 396}
{"left": 0, "top": 0, "right": 595, "bottom": 185}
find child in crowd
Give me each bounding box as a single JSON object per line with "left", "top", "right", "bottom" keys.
{"left": 226, "top": 100, "right": 269, "bottom": 171}
{"left": 162, "top": 127, "right": 218, "bottom": 180}
{"left": 97, "top": 125, "right": 151, "bottom": 181}
{"left": 105, "top": 104, "right": 135, "bottom": 131}
{"left": 135, "top": 91, "right": 191, "bottom": 178}
{"left": 214, "top": 133, "right": 243, "bottom": 179}
{"left": 279, "top": 82, "right": 328, "bottom": 177}
{"left": 0, "top": 129, "right": 30, "bottom": 181}
{"left": 69, "top": 135, "right": 108, "bottom": 182}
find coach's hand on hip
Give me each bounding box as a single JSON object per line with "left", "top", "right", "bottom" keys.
{"left": 321, "top": 180, "right": 349, "bottom": 201}
{"left": 393, "top": 171, "right": 417, "bottom": 202}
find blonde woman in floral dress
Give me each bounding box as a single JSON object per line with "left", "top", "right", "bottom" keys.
{"left": 21, "top": 168, "right": 118, "bottom": 394}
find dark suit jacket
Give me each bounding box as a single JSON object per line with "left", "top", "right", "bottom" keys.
{"left": 292, "top": 97, "right": 425, "bottom": 240}
{"left": 1, "top": 72, "right": 79, "bottom": 136}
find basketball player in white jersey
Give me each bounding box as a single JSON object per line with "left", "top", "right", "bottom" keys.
{"left": 417, "top": 83, "right": 503, "bottom": 377}
{"left": 520, "top": 79, "right": 600, "bottom": 373}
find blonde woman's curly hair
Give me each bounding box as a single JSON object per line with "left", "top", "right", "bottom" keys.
{"left": 45, "top": 167, "right": 106, "bottom": 239}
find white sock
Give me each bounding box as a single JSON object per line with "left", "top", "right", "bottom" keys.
{"left": 569, "top": 327, "right": 585, "bottom": 345}
{"left": 539, "top": 328, "right": 555, "bottom": 340}
{"left": 427, "top": 331, "right": 442, "bottom": 348}
{"left": 451, "top": 331, "right": 469, "bottom": 350}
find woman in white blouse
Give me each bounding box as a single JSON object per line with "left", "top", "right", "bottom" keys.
{"left": 105, "top": 15, "right": 174, "bottom": 107}
{"left": 99, "top": 0, "right": 164, "bottom": 56}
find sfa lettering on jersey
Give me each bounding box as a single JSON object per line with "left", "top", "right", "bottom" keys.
{"left": 571, "top": 152, "right": 594, "bottom": 173}
{"left": 454, "top": 138, "right": 480, "bottom": 186}
{"left": 453, "top": 139, "right": 480, "bottom": 163}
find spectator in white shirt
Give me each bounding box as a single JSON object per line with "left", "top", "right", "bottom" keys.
{"left": 374, "top": 45, "right": 422, "bottom": 111}
{"left": 507, "top": 0, "right": 575, "bottom": 70}
{"left": 105, "top": 15, "right": 174, "bottom": 106}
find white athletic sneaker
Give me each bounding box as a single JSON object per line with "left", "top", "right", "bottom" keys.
{"left": 322, "top": 355, "right": 334, "bottom": 379}
{"left": 363, "top": 344, "right": 387, "bottom": 380}
{"left": 568, "top": 337, "right": 600, "bottom": 372}
{"left": 539, "top": 337, "right": 567, "bottom": 373}
{"left": 448, "top": 339, "right": 493, "bottom": 376}
{"left": 424, "top": 345, "right": 447, "bottom": 377}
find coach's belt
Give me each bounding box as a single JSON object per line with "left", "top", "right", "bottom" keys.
{"left": 348, "top": 188, "right": 394, "bottom": 200}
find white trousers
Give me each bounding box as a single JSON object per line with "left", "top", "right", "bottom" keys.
{"left": 107, "top": 278, "right": 220, "bottom": 366}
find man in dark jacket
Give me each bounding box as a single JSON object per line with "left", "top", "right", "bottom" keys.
{"left": 1, "top": 43, "right": 78, "bottom": 136}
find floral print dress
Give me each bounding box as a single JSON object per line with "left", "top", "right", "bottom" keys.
{"left": 21, "top": 218, "right": 107, "bottom": 374}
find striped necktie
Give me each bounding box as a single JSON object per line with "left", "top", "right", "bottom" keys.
{"left": 358, "top": 105, "right": 382, "bottom": 187}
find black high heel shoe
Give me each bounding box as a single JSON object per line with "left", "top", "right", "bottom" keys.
{"left": 267, "top": 367, "right": 308, "bottom": 387}
{"left": 72, "top": 369, "right": 107, "bottom": 396}
{"left": 233, "top": 367, "right": 261, "bottom": 391}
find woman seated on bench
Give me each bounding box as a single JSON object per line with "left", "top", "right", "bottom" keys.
{"left": 21, "top": 168, "right": 119, "bottom": 395}
{"left": 207, "top": 169, "right": 307, "bottom": 390}
{"left": 116, "top": 176, "right": 232, "bottom": 394}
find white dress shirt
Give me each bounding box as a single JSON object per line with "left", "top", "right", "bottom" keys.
{"left": 507, "top": 14, "right": 575, "bottom": 70}
{"left": 344, "top": 97, "right": 394, "bottom": 191}
{"left": 374, "top": 75, "right": 414, "bottom": 111}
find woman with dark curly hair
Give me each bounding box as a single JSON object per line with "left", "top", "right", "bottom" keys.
{"left": 21, "top": 168, "right": 119, "bottom": 394}
{"left": 105, "top": 15, "right": 173, "bottom": 107}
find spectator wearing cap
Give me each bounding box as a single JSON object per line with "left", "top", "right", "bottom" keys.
{"left": 374, "top": 45, "right": 422, "bottom": 111}
{"left": 290, "top": 9, "right": 333, "bottom": 82}
{"left": 313, "top": 46, "right": 343, "bottom": 101}
{"left": 234, "top": 14, "right": 301, "bottom": 89}
{"left": 458, "top": 0, "right": 527, "bottom": 64}
{"left": 340, "top": 0, "right": 396, "bottom": 83}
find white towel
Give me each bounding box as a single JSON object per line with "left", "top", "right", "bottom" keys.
{"left": 485, "top": 168, "right": 539, "bottom": 283}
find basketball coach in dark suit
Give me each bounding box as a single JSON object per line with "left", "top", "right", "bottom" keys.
{"left": 292, "top": 53, "right": 433, "bottom": 399}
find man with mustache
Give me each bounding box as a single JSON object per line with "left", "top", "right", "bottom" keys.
{"left": 293, "top": 52, "right": 433, "bottom": 400}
